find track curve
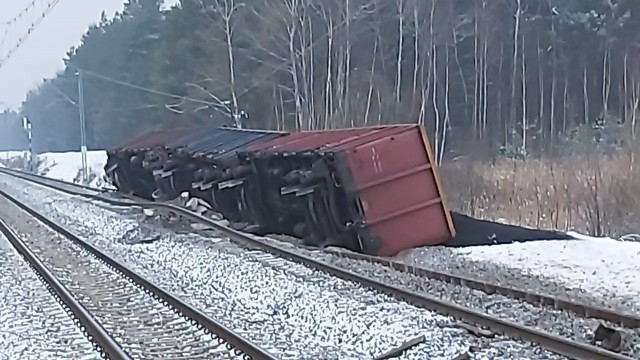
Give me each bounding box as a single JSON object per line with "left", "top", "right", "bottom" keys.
{"left": 0, "top": 177, "right": 276, "bottom": 360}
{"left": 0, "top": 167, "right": 635, "bottom": 360}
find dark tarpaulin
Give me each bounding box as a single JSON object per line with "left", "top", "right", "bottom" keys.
{"left": 165, "top": 127, "right": 284, "bottom": 159}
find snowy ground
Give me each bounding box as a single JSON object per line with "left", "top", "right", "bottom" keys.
{"left": 447, "top": 234, "right": 640, "bottom": 309}
{"left": 2, "top": 150, "right": 639, "bottom": 312}
{"left": 0, "top": 150, "right": 107, "bottom": 187}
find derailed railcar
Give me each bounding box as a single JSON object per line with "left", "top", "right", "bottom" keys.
{"left": 224, "top": 124, "right": 456, "bottom": 256}
{"left": 105, "top": 126, "right": 284, "bottom": 205}
{"left": 219, "top": 127, "right": 379, "bottom": 237}
{"left": 156, "top": 127, "right": 285, "bottom": 214}
{"left": 105, "top": 124, "right": 455, "bottom": 256}
{"left": 105, "top": 128, "right": 197, "bottom": 199}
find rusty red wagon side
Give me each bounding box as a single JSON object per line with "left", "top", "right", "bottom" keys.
{"left": 248, "top": 124, "right": 455, "bottom": 256}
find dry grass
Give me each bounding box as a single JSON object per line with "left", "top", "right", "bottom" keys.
{"left": 440, "top": 152, "right": 640, "bottom": 237}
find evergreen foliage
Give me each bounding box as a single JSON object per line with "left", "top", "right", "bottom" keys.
{"left": 11, "top": 0, "right": 640, "bottom": 155}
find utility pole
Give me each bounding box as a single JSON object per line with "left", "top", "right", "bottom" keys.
{"left": 77, "top": 70, "right": 88, "bottom": 183}
{"left": 22, "top": 117, "right": 33, "bottom": 172}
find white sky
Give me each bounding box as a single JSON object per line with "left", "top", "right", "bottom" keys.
{"left": 0, "top": 0, "right": 178, "bottom": 111}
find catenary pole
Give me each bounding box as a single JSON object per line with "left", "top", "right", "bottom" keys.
{"left": 77, "top": 70, "right": 88, "bottom": 183}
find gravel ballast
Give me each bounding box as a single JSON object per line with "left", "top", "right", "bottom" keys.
{"left": 1, "top": 209, "right": 245, "bottom": 359}
{"left": 0, "top": 233, "right": 100, "bottom": 360}
{"left": 267, "top": 238, "right": 640, "bottom": 357}
{"left": 0, "top": 173, "right": 576, "bottom": 359}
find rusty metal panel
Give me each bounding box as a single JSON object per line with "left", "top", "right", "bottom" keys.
{"left": 333, "top": 124, "right": 455, "bottom": 256}
{"left": 325, "top": 125, "right": 413, "bottom": 151}
{"left": 249, "top": 127, "right": 379, "bottom": 153}
{"left": 246, "top": 124, "right": 454, "bottom": 255}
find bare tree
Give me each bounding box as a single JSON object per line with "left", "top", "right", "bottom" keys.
{"left": 395, "top": 0, "right": 405, "bottom": 104}
{"left": 510, "top": 0, "right": 522, "bottom": 149}
{"left": 171, "top": 0, "right": 638, "bottom": 158}
{"left": 218, "top": 0, "right": 245, "bottom": 128}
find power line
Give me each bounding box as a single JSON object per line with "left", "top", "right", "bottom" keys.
{"left": 0, "top": 0, "right": 62, "bottom": 70}
{"left": 0, "top": 0, "right": 38, "bottom": 26}
{"left": 40, "top": 75, "right": 179, "bottom": 115}
{"left": 69, "top": 67, "right": 240, "bottom": 127}
{"left": 70, "top": 65, "right": 234, "bottom": 115}
{"left": 15, "top": 0, "right": 367, "bottom": 112}
{"left": 1, "top": 0, "right": 42, "bottom": 52}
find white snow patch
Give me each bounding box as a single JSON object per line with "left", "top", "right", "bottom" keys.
{"left": 1, "top": 150, "right": 108, "bottom": 187}
{"left": 0, "top": 151, "right": 28, "bottom": 158}
{"left": 454, "top": 235, "right": 640, "bottom": 304}
{"left": 566, "top": 231, "right": 619, "bottom": 242}
{"left": 37, "top": 151, "right": 107, "bottom": 187}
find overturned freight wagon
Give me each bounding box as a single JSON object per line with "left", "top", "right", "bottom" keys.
{"left": 154, "top": 127, "right": 284, "bottom": 210}
{"left": 106, "top": 127, "right": 284, "bottom": 203}
{"left": 221, "top": 124, "right": 456, "bottom": 257}
{"left": 105, "top": 128, "right": 197, "bottom": 199}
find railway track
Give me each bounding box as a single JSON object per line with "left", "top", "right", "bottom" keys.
{"left": 0, "top": 231, "right": 100, "bottom": 359}
{"left": 0, "top": 167, "right": 636, "bottom": 360}
{"left": 0, "top": 178, "right": 275, "bottom": 359}
{"left": 0, "top": 171, "right": 539, "bottom": 359}
{"left": 324, "top": 249, "right": 640, "bottom": 327}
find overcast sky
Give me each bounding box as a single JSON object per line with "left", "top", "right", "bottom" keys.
{"left": 0, "top": 0, "right": 178, "bottom": 111}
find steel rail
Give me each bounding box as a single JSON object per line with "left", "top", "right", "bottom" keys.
{"left": 0, "top": 168, "right": 634, "bottom": 360}
{"left": 3, "top": 167, "right": 640, "bottom": 329}
{"left": 324, "top": 249, "right": 640, "bottom": 328}
{"left": 0, "top": 218, "right": 131, "bottom": 360}
{"left": 0, "top": 183, "right": 277, "bottom": 360}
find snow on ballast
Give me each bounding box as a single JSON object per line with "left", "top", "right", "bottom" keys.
{"left": 0, "top": 170, "right": 572, "bottom": 360}
{"left": 0, "top": 232, "right": 99, "bottom": 359}
{"left": 0, "top": 193, "right": 254, "bottom": 359}
{"left": 448, "top": 237, "right": 640, "bottom": 314}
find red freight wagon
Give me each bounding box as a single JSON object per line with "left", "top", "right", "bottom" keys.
{"left": 249, "top": 127, "right": 376, "bottom": 153}
{"left": 248, "top": 124, "right": 455, "bottom": 256}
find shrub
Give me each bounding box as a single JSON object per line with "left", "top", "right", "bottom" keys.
{"left": 441, "top": 152, "right": 640, "bottom": 237}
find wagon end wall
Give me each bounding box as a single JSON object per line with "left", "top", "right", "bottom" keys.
{"left": 335, "top": 124, "right": 455, "bottom": 256}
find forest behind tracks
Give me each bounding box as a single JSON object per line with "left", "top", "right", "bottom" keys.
{"left": 2, "top": 0, "right": 640, "bottom": 238}
{"left": 1, "top": 2, "right": 639, "bottom": 357}
{"left": 2, "top": 1, "right": 637, "bottom": 157}
{"left": 0, "top": 167, "right": 638, "bottom": 360}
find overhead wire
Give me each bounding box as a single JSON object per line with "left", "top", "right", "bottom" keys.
{"left": 68, "top": 65, "right": 234, "bottom": 118}
{"left": 0, "top": 0, "right": 62, "bottom": 70}
{"left": 0, "top": 27, "right": 8, "bottom": 52}
{"left": 1, "top": 0, "right": 41, "bottom": 51}
{"left": 4, "top": 0, "right": 368, "bottom": 117}
{"left": 0, "top": 0, "right": 39, "bottom": 26}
